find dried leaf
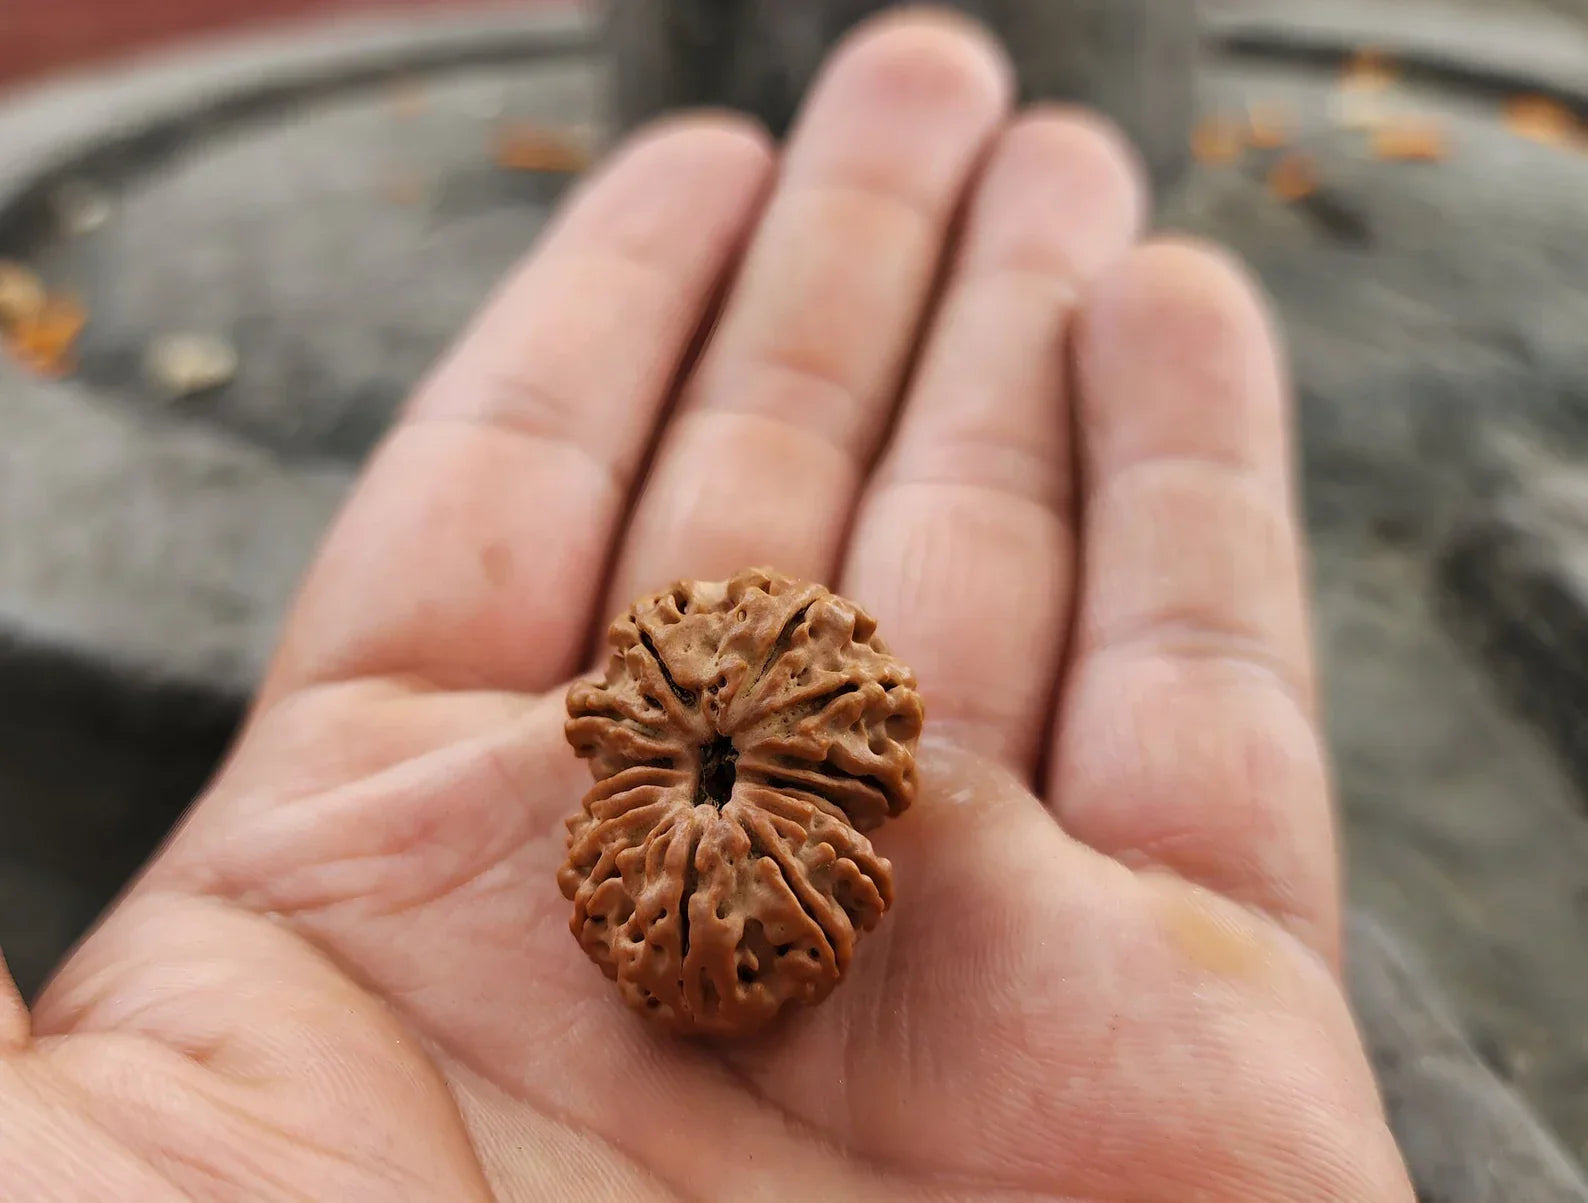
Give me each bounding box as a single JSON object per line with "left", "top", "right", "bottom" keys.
{"left": 0, "top": 261, "right": 46, "bottom": 332}
{"left": 1341, "top": 48, "right": 1397, "bottom": 93}
{"left": 3, "top": 294, "right": 86, "bottom": 377}
{"left": 1503, "top": 95, "right": 1584, "bottom": 149}
{"left": 1371, "top": 118, "right": 1450, "bottom": 162}
{"left": 1192, "top": 116, "right": 1246, "bottom": 164}
{"left": 1268, "top": 152, "right": 1319, "bottom": 202}
{"left": 493, "top": 122, "right": 592, "bottom": 174}
{"left": 1246, "top": 102, "right": 1292, "bottom": 150}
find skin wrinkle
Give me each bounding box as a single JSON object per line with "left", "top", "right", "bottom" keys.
{"left": 700, "top": 341, "right": 886, "bottom": 459}
{"left": 29, "top": 951, "right": 466, "bottom": 1200}
{"left": 261, "top": 435, "right": 614, "bottom": 698}
{"left": 711, "top": 1051, "right": 1122, "bottom": 1203}
{"left": 851, "top": 482, "right": 1069, "bottom": 766}
{"left": 880, "top": 424, "right": 1075, "bottom": 510}
{"left": 1077, "top": 457, "right": 1301, "bottom": 606}
{"left": 1057, "top": 654, "right": 1338, "bottom": 962}
{"left": 205, "top": 775, "right": 548, "bottom": 926}
{"left": 406, "top": 409, "right": 626, "bottom": 504}
{"left": 440, "top": 982, "right": 926, "bottom": 1202}
{"left": 212, "top": 685, "right": 541, "bottom": 849}
{"left": 0, "top": 1055, "right": 192, "bottom": 1202}
{"left": 610, "top": 411, "right": 862, "bottom": 611}
{"left": 443, "top": 1059, "right": 691, "bottom": 1203}
{"left": 126, "top": 1087, "right": 373, "bottom": 1201}
{"left": 81, "top": 903, "right": 483, "bottom": 1190}
{"left": 1074, "top": 616, "right": 1315, "bottom": 723}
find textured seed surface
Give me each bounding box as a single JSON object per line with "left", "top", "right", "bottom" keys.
{"left": 560, "top": 568, "right": 924, "bottom": 1037}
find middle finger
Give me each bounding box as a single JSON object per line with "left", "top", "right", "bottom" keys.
{"left": 841, "top": 109, "right": 1145, "bottom": 776}
{"left": 606, "top": 11, "right": 1012, "bottom": 612}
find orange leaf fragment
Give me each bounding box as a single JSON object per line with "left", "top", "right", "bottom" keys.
{"left": 1246, "top": 102, "right": 1291, "bottom": 149}
{"left": 1341, "top": 48, "right": 1397, "bottom": 93}
{"left": 0, "top": 261, "right": 46, "bottom": 332}
{"left": 1503, "top": 95, "right": 1584, "bottom": 148}
{"left": 1191, "top": 116, "right": 1246, "bottom": 164}
{"left": 1371, "top": 118, "right": 1450, "bottom": 162}
{"left": 3, "top": 294, "right": 86, "bottom": 377}
{"left": 493, "top": 122, "right": 591, "bottom": 174}
{"left": 1267, "top": 152, "right": 1319, "bottom": 202}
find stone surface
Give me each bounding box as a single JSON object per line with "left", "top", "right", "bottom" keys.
{"left": 1439, "top": 455, "right": 1588, "bottom": 796}
{"left": 2, "top": 1, "right": 1588, "bottom": 1194}
{"left": 602, "top": 0, "right": 1198, "bottom": 191}
{"left": 1170, "top": 5, "right": 1588, "bottom": 1157}
{"left": 1348, "top": 909, "right": 1588, "bottom": 1202}
{"left": 0, "top": 5, "right": 596, "bottom": 989}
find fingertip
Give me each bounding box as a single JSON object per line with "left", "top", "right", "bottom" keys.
{"left": 1076, "top": 238, "right": 1292, "bottom": 459}
{"left": 603, "top": 109, "right": 777, "bottom": 182}
{"left": 529, "top": 109, "right": 776, "bottom": 265}
{"left": 1086, "top": 237, "right": 1282, "bottom": 363}
{"left": 1138, "top": 235, "right": 1273, "bottom": 310}
{"left": 814, "top": 4, "right": 1016, "bottom": 131}
{"left": 965, "top": 105, "right": 1149, "bottom": 282}
{"left": 1009, "top": 104, "right": 1150, "bottom": 235}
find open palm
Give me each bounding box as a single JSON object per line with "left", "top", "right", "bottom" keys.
{"left": 0, "top": 12, "right": 1414, "bottom": 1201}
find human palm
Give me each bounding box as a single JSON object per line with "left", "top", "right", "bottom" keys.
{"left": 0, "top": 13, "right": 1414, "bottom": 1201}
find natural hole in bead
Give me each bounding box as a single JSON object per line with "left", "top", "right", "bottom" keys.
{"left": 696, "top": 735, "right": 739, "bottom": 808}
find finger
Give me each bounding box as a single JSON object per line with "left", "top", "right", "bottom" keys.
{"left": 257, "top": 117, "right": 774, "bottom": 708}
{"left": 841, "top": 108, "right": 1144, "bottom": 776}
{"left": 606, "top": 11, "right": 1012, "bottom": 612}
{"left": 1050, "top": 241, "right": 1339, "bottom": 963}
{"left": 0, "top": 951, "right": 26, "bottom": 1051}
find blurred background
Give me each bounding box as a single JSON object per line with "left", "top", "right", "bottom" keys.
{"left": 1, "top": 0, "right": 466, "bottom": 87}
{"left": 2, "top": 1, "right": 1587, "bottom": 1199}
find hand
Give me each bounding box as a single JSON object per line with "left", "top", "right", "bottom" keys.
{"left": 0, "top": 12, "right": 1415, "bottom": 1200}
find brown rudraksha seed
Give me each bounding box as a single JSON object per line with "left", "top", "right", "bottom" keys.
{"left": 560, "top": 567, "right": 924, "bottom": 1037}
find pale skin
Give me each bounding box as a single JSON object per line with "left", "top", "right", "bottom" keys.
{"left": 0, "top": 12, "right": 1417, "bottom": 1201}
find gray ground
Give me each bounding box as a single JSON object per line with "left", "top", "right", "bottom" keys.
{"left": 2, "top": 2, "right": 1588, "bottom": 1196}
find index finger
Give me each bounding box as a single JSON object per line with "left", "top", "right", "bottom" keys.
{"left": 256, "top": 117, "right": 773, "bottom": 712}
